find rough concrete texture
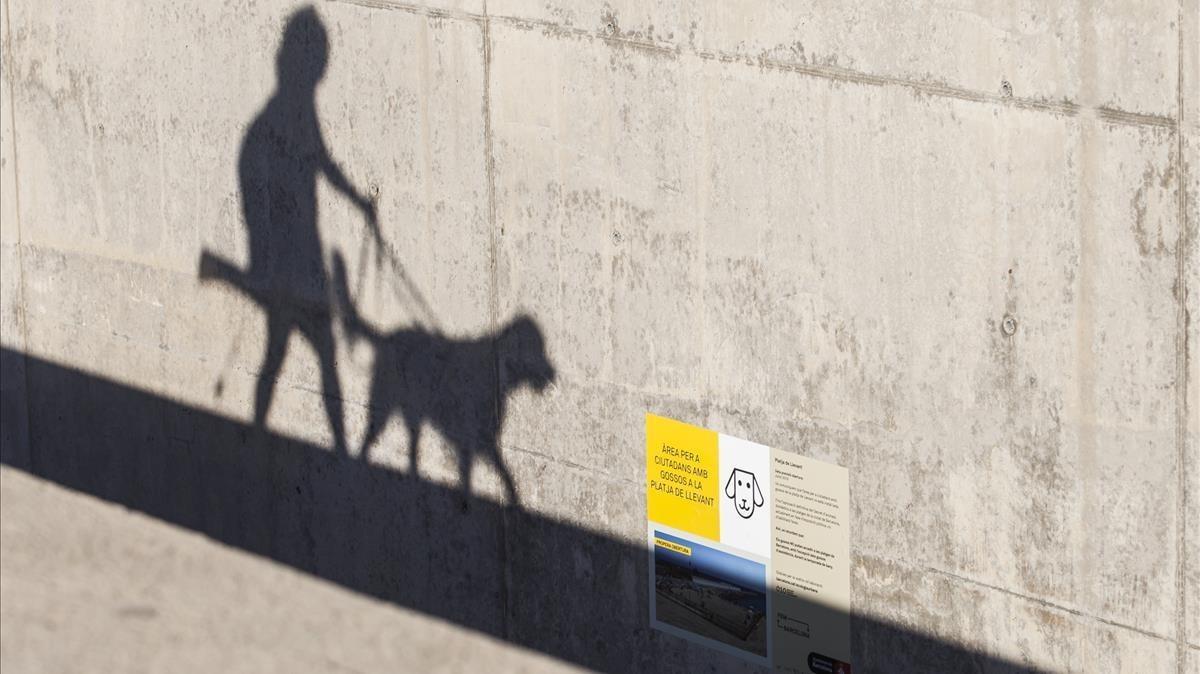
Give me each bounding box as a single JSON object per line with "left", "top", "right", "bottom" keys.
{"left": 0, "top": 0, "right": 1196, "bottom": 672}
{"left": 0, "top": 467, "right": 585, "bottom": 674}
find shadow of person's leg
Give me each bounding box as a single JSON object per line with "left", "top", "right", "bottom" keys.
{"left": 457, "top": 446, "right": 474, "bottom": 512}
{"left": 255, "top": 313, "right": 291, "bottom": 429}
{"left": 402, "top": 415, "right": 422, "bottom": 476}
{"left": 309, "top": 318, "right": 348, "bottom": 456}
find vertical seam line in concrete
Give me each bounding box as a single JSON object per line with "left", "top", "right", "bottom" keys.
{"left": 2, "top": 0, "right": 35, "bottom": 473}
{"left": 479, "top": 0, "right": 510, "bottom": 642}
{"left": 1175, "top": 1, "right": 1190, "bottom": 670}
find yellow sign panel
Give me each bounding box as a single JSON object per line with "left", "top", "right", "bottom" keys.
{"left": 647, "top": 413, "right": 852, "bottom": 670}
{"left": 653, "top": 537, "right": 692, "bottom": 556}
{"left": 645, "top": 413, "right": 719, "bottom": 541}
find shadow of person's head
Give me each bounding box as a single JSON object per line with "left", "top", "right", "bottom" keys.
{"left": 276, "top": 6, "right": 329, "bottom": 92}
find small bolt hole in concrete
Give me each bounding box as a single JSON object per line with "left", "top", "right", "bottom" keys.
{"left": 603, "top": 19, "right": 616, "bottom": 36}
{"left": 1001, "top": 315, "right": 1018, "bottom": 337}
{"left": 1000, "top": 79, "right": 1013, "bottom": 98}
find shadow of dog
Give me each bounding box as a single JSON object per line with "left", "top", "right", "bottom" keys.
{"left": 332, "top": 252, "right": 554, "bottom": 508}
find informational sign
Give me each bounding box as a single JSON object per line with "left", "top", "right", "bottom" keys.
{"left": 646, "top": 414, "right": 851, "bottom": 673}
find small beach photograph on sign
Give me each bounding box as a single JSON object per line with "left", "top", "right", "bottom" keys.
{"left": 652, "top": 530, "right": 767, "bottom": 657}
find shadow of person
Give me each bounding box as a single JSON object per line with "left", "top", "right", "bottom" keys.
{"left": 330, "top": 252, "right": 555, "bottom": 509}
{"left": 197, "top": 7, "right": 380, "bottom": 456}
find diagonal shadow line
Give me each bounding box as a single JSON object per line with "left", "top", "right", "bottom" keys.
{"left": 0, "top": 347, "right": 1048, "bottom": 674}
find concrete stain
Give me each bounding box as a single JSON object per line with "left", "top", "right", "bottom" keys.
{"left": 1130, "top": 158, "right": 1175, "bottom": 259}
{"left": 116, "top": 605, "right": 159, "bottom": 620}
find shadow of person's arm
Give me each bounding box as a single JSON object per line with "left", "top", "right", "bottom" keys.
{"left": 318, "top": 135, "right": 383, "bottom": 260}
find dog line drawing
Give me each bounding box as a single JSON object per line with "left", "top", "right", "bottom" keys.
{"left": 331, "top": 252, "right": 555, "bottom": 508}
{"left": 725, "top": 468, "right": 764, "bottom": 519}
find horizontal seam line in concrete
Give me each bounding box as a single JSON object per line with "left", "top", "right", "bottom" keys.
{"left": 502, "top": 443, "right": 634, "bottom": 489}
{"left": 323, "top": 0, "right": 479, "bottom": 22}
{"left": 494, "top": 441, "right": 1194, "bottom": 647}
{"left": 923, "top": 565, "right": 1176, "bottom": 644}
{"left": 323, "top": 0, "right": 1177, "bottom": 131}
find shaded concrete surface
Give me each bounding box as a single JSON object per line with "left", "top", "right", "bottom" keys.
{"left": 0, "top": 466, "right": 583, "bottom": 674}
{"left": 0, "top": 350, "right": 1057, "bottom": 673}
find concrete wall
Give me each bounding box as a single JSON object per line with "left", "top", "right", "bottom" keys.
{"left": 1, "top": 0, "right": 1196, "bottom": 671}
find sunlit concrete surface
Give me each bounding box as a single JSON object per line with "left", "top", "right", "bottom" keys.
{"left": 1, "top": 0, "right": 1197, "bottom": 670}
{"left": 0, "top": 467, "right": 584, "bottom": 674}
